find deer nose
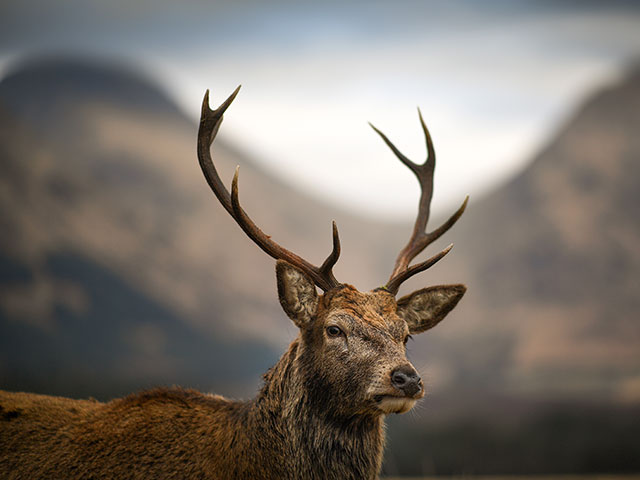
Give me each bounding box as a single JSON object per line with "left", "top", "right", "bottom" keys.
{"left": 391, "top": 366, "right": 422, "bottom": 397}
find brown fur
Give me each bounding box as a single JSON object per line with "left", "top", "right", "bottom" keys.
{"left": 0, "top": 261, "right": 465, "bottom": 479}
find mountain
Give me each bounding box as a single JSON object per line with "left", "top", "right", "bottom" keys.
{"left": 1, "top": 56, "right": 639, "bottom": 475}
{"left": 0, "top": 56, "right": 401, "bottom": 398}
{"left": 383, "top": 67, "right": 640, "bottom": 475}
{"left": 452, "top": 66, "right": 640, "bottom": 399}
{"left": 0, "top": 59, "right": 280, "bottom": 398}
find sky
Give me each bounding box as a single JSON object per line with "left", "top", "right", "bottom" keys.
{"left": 2, "top": 0, "right": 640, "bottom": 220}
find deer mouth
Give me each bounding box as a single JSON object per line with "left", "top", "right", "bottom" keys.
{"left": 373, "top": 395, "right": 417, "bottom": 414}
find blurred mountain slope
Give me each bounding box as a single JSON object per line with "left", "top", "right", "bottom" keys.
{"left": 1, "top": 57, "right": 639, "bottom": 403}
{"left": 383, "top": 67, "right": 640, "bottom": 475}
{"left": 0, "top": 61, "right": 279, "bottom": 397}
{"left": 453, "top": 66, "right": 640, "bottom": 399}
{"left": 0, "top": 56, "right": 400, "bottom": 398}
{"left": 1, "top": 55, "right": 639, "bottom": 475}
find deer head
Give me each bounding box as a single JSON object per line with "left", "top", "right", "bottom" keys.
{"left": 197, "top": 87, "right": 467, "bottom": 416}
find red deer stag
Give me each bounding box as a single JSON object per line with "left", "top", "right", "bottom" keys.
{"left": 0, "top": 87, "right": 467, "bottom": 480}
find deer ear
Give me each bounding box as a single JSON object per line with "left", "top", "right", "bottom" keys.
{"left": 396, "top": 285, "right": 466, "bottom": 334}
{"left": 276, "top": 260, "right": 319, "bottom": 329}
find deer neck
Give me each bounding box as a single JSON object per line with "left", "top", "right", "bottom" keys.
{"left": 250, "top": 339, "right": 385, "bottom": 480}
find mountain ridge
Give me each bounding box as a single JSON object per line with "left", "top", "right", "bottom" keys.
{"left": 1, "top": 55, "right": 639, "bottom": 474}
{"left": 1, "top": 56, "right": 638, "bottom": 401}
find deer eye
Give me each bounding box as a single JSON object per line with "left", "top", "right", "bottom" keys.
{"left": 326, "top": 326, "right": 343, "bottom": 338}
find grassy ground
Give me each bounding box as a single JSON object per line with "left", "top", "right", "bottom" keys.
{"left": 383, "top": 476, "right": 640, "bottom": 480}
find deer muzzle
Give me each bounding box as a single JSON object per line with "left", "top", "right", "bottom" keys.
{"left": 390, "top": 365, "right": 423, "bottom": 397}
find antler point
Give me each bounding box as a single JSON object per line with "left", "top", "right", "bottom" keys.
{"left": 231, "top": 166, "right": 240, "bottom": 194}
{"left": 201, "top": 89, "right": 212, "bottom": 113}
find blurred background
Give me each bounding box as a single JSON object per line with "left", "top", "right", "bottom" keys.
{"left": 1, "top": 0, "right": 639, "bottom": 476}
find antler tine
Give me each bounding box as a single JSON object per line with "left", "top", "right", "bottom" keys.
{"left": 368, "top": 122, "right": 422, "bottom": 176}
{"left": 230, "top": 169, "right": 340, "bottom": 291}
{"left": 418, "top": 108, "right": 436, "bottom": 168}
{"left": 371, "top": 111, "right": 467, "bottom": 295}
{"left": 319, "top": 221, "right": 341, "bottom": 276}
{"left": 385, "top": 244, "right": 453, "bottom": 295}
{"left": 198, "top": 88, "right": 341, "bottom": 292}
{"left": 197, "top": 86, "right": 241, "bottom": 216}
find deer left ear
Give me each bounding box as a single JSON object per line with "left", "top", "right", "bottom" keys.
{"left": 396, "top": 285, "right": 466, "bottom": 334}
{"left": 276, "top": 260, "right": 319, "bottom": 329}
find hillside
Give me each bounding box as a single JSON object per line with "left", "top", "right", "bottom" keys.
{"left": 1, "top": 56, "right": 639, "bottom": 474}
{"left": 383, "top": 68, "right": 640, "bottom": 475}
{"left": 0, "top": 56, "right": 402, "bottom": 398}
{"left": 453, "top": 67, "right": 640, "bottom": 400}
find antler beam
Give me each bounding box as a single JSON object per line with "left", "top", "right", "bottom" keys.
{"left": 370, "top": 109, "right": 468, "bottom": 295}
{"left": 197, "top": 88, "right": 341, "bottom": 292}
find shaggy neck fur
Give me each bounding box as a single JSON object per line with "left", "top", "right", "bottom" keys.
{"left": 242, "top": 340, "right": 385, "bottom": 480}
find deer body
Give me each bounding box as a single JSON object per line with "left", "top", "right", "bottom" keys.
{"left": 1, "top": 88, "right": 467, "bottom": 479}
{"left": 1, "top": 286, "right": 451, "bottom": 480}
{"left": 0, "top": 343, "right": 382, "bottom": 480}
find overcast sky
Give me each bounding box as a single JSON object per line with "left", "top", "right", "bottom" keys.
{"left": 2, "top": 0, "right": 640, "bottom": 219}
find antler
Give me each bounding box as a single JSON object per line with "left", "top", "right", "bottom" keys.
{"left": 370, "top": 109, "right": 468, "bottom": 295}
{"left": 197, "top": 87, "right": 341, "bottom": 292}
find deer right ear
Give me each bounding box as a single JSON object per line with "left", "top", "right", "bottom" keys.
{"left": 276, "top": 260, "right": 319, "bottom": 329}
{"left": 396, "top": 284, "right": 466, "bottom": 334}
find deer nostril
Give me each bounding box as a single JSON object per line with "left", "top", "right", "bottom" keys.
{"left": 391, "top": 371, "right": 408, "bottom": 387}
{"left": 390, "top": 366, "right": 422, "bottom": 396}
